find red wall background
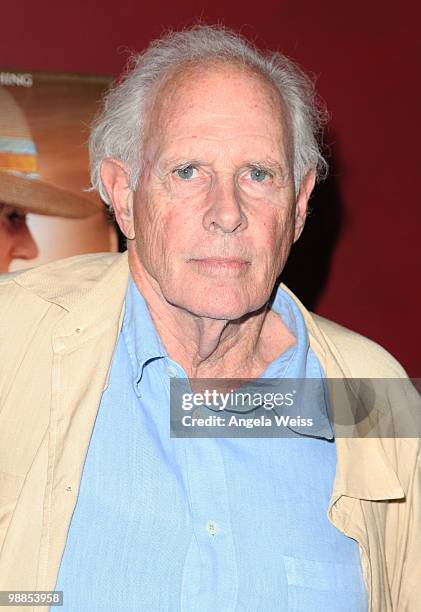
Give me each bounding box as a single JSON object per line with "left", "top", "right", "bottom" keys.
{"left": 1, "top": 0, "right": 419, "bottom": 375}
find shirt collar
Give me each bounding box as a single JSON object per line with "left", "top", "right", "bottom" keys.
{"left": 121, "top": 276, "right": 334, "bottom": 439}
{"left": 122, "top": 275, "right": 167, "bottom": 393}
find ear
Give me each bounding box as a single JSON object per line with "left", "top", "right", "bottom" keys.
{"left": 100, "top": 159, "right": 135, "bottom": 240}
{"left": 293, "top": 168, "right": 316, "bottom": 242}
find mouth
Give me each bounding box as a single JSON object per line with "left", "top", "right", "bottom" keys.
{"left": 189, "top": 257, "right": 251, "bottom": 276}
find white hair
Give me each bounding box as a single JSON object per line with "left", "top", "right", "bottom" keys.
{"left": 89, "top": 25, "right": 328, "bottom": 206}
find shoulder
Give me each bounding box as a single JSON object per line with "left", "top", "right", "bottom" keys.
{"left": 311, "top": 313, "right": 407, "bottom": 378}
{"left": 0, "top": 251, "right": 127, "bottom": 304}
{"left": 0, "top": 251, "right": 121, "bottom": 286}
{"left": 280, "top": 283, "right": 408, "bottom": 378}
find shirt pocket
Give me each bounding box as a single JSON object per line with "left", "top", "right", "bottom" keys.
{"left": 283, "top": 554, "right": 368, "bottom": 611}
{"left": 0, "top": 471, "right": 24, "bottom": 553}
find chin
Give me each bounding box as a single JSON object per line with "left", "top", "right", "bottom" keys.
{"left": 190, "top": 305, "right": 247, "bottom": 320}
{"left": 165, "top": 286, "right": 258, "bottom": 321}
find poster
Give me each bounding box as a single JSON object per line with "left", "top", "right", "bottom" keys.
{"left": 0, "top": 70, "right": 118, "bottom": 273}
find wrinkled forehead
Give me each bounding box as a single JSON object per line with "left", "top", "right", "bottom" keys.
{"left": 143, "top": 60, "right": 293, "bottom": 156}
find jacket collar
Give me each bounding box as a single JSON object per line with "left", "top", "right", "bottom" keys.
{"left": 13, "top": 251, "right": 129, "bottom": 313}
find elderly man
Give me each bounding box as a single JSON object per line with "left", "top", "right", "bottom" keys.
{"left": 0, "top": 26, "right": 419, "bottom": 612}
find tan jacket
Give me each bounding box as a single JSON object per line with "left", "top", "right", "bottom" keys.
{"left": 0, "top": 252, "right": 420, "bottom": 611}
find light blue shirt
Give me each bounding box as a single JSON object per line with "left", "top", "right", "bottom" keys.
{"left": 55, "top": 277, "right": 368, "bottom": 611}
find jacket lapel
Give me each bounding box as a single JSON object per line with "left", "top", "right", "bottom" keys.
{"left": 17, "top": 253, "right": 130, "bottom": 588}
{"left": 290, "top": 287, "right": 405, "bottom": 503}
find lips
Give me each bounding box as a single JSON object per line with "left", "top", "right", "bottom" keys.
{"left": 189, "top": 257, "right": 250, "bottom": 275}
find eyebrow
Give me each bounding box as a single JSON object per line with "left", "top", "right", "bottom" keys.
{"left": 158, "top": 157, "right": 205, "bottom": 169}
{"left": 153, "top": 158, "right": 203, "bottom": 177}
{"left": 243, "top": 159, "right": 288, "bottom": 175}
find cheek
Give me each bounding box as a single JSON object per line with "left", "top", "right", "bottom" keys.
{"left": 151, "top": 204, "right": 191, "bottom": 245}
{"left": 0, "top": 224, "right": 13, "bottom": 245}
{"left": 0, "top": 230, "right": 12, "bottom": 270}
{"left": 132, "top": 197, "right": 164, "bottom": 267}
{"left": 134, "top": 187, "right": 166, "bottom": 242}
{"left": 0, "top": 243, "right": 9, "bottom": 263}
{"left": 256, "top": 208, "right": 294, "bottom": 254}
{"left": 249, "top": 209, "right": 295, "bottom": 284}
{"left": 133, "top": 198, "right": 189, "bottom": 275}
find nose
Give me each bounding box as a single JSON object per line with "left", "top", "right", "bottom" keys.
{"left": 11, "top": 222, "right": 39, "bottom": 261}
{"left": 202, "top": 176, "right": 247, "bottom": 234}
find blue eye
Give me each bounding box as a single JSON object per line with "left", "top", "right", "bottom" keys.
{"left": 176, "top": 165, "right": 196, "bottom": 180}
{"left": 250, "top": 167, "right": 269, "bottom": 182}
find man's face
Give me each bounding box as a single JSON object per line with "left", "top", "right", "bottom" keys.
{"left": 0, "top": 204, "right": 38, "bottom": 272}
{"left": 120, "top": 64, "right": 314, "bottom": 319}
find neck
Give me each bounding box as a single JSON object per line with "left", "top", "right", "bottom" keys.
{"left": 128, "top": 251, "right": 296, "bottom": 379}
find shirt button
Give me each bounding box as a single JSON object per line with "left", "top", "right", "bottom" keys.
{"left": 206, "top": 520, "right": 220, "bottom": 536}
{"left": 167, "top": 365, "right": 178, "bottom": 377}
